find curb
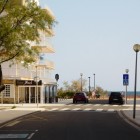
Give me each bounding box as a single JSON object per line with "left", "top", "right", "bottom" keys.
{"left": 0, "top": 111, "right": 40, "bottom": 128}
{"left": 118, "top": 110, "right": 140, "bottom": 131}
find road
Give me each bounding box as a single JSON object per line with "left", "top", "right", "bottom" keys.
{"left": 0, "top": 101, "right": 139, "bottom": 140}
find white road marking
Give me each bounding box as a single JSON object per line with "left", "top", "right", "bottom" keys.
{"left": 94, "top": 104, "right": 100, "bottom": 106}
{"left": 27, "top": 133, "right": 35, "bottom": 139}
{"left": 0, "top": 134, "right": 29, "bottom": 138}
{"left": 50, "top": 108, "right": 58, "bottom": 111}
{"left": 60, "top": 108, "right": 69, "bottom": 111}
{"left": 84, "top": 108, "right": 92, "bottom": 111}
{"left": 96, "top": 109, "right": 103, "bottom": 112}
{"left": 108, "top": 109, "right": 115, "bottom": 112}
{"left": 103, "top": 104, "right": 109, "bottom": 106}
{"left": 72, "top": 108, "right": 81, "bottom": 111}
{"left": 112, "top": 105, "right": 118, "bottom": 107}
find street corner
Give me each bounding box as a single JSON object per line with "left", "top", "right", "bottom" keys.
{"left": 118, "top": 109, "right": 140, "bottom": 131}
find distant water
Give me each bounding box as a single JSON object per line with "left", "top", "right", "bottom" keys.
{"left": 126, "top": 91, "right": 140, "bottom": 96}
{"left": 108, "top": 91, "right": 140, "bottom": 96}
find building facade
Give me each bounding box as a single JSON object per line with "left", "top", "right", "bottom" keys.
{"left": 0, "top": 0, "right": 57, "bottom": 104}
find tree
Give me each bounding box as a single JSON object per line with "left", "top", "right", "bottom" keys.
{"left": 0, "top": 0, "right": 56, "bottom": 91}
{"left": 96, "top": 86, "right": 108, "bottom": 98}
{"left": 57, "top": 79, "right": 87, "bottom": 99}
{"left": 63, "top": 79, "right": 87, "bottom": 92}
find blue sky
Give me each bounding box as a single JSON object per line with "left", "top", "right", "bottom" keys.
{"left": 40, "top": 0, "right": 140, "bottom": 91}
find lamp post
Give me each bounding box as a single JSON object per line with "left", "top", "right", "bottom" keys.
{"left": 80, "top": 73, "right": 83, "bottom": 92}
{"left": 125, "top": 69, "right": 129, "bottom": 104}
{"left": 93, "top": 74, "right": 95, "bottom": 90}
{"left": 35, "top": 65, "right": 39, "bottom": 108}
{"left": 88, "top": 77, "right": 91, "bottom": 94}
{"left": 55, "top": 74, "right": 59, "bottom": 102}
{"left": 133, "top": 44, "right": 140, "bottom": 119}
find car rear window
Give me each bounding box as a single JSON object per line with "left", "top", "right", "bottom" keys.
{"left": 110, "top": 92, "right": 121, "bottom": 96}
{"left": 75, "top": 93, "right": 84, "bottom": 96}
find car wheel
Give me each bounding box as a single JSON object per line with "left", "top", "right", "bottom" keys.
{"left": 109, "top": 101, "right": 111, "bottom": 104}
{"left": 120, "top": 102, "right": 123, "bottom": 105}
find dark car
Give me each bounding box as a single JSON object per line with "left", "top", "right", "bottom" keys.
{"left": 109, "top": 92, "right": 124, "bottom": 105}
{"left": 73, "top": 92, "right": 89, "bottom": 103}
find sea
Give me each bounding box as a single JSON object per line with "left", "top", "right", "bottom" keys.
{"left": 108, "top": 91, "right": 140, "bottom": 96}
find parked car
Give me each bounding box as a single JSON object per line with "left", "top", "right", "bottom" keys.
{"left": 73, "top": 92, "right": 89, "bottom": 103}
{"left": 109, "top": 92, "right": 124, "bottom": 105}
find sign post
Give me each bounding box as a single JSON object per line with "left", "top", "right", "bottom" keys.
{"left": 123, "top": 74, "right": 129, "bottom": 104}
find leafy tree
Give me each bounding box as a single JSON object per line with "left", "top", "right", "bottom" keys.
{"left": 63, "top": 79, "right": 87, "bottom": 92}
{"left": 57, "top": 79, "right": 87, "bottom": 98}
{"left": 96, "top": 86, "right": 108, "bottom": 98}
{"left": 0, "top": 0, "right": 56, "bottom": 90}
{"left": 63, "top": 81, "right": 70, "bottom": 91}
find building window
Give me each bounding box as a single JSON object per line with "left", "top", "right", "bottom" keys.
{"left": 3, "top": 85, "right": 11, "bottom": 97}
{"left": 1, "top": 84, "right": 15, "bottom": 98}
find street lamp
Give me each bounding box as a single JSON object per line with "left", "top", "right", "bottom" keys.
{"left": 125, "top": 69, "right": 129, "bottom": 104}
{"left": 80, "top": 73, "right": 83, "bottom": 91}
{"left": 88, "top": 77, "right": 91, "bottom": 94}
{"left": 55, "top": 74, "right": 59, "bottom": 102}
{"left": 93, "top": 74, "right": 95, "bottom": 90}
{"left": 34, "top": 65, "right": 40, "bottom": 108}
{"left": 133, "top": 44, "right": 140, "bottom": 118}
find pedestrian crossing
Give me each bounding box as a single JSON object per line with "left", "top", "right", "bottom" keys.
{"left": 44, "top": 104, "right": 119, "bottom": 112}
{"left": 45, "top": 107, "right": 116, "bottom": 112}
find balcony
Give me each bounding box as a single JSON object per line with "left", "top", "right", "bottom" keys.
{"left": 38, "top": 59, "right": 55, "bottom": 70}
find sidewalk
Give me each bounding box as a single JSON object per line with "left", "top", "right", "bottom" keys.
{"left": 0, "top": 99, "right": 140, "bottom": 129}
{"left": 0, "top": 99, "right": 72, "bottom": 125}
{"left": 120, "top": 106, "right": 140, "bottom": 128}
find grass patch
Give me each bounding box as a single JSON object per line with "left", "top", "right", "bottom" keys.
{"left": 11, "top": 106, "right": 16, "bottom": 109}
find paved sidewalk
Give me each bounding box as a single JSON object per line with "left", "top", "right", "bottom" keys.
{"left": 0, "top": 99, "right": 72, "bottom": 125}
{"left": 120, "top": 106, "right": 140, "bottom": 128}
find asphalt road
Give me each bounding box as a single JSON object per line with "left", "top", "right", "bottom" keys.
{"left": 0, "top": 111, "right": 140, "bottom": 140}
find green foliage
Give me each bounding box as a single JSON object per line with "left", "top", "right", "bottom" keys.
{"left": 63, "top": 79, "right": 87, "bottom": 92}
{"left": 57, "top": 88, "right": 75, "bottom": 99}
{"left": 58, "top": 79, "right": 87, "bottom": 98}
{"left": 11, "top": 105, "right": 16, "bottom": 109}
{"left": 95, "top": 86, "right": 108, "bottom": 98}
{"left": 0, "top": 0, "right": 56, "bottom": 65}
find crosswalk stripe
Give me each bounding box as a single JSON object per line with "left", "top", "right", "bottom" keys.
{"left": 60, "top": 108, "right": 69, "bottom": 111}
{"left": 45, "top": 108, "right": 116, "bottom": 112}
{"left": 51, "top": 108, "right": 58, "bottom": 111}
{"left": 84, "top": 108, "right": 92, "bottom": 111}
{"left": 108, "top": 109, "right": 115, "bottom": 112}
{"left": 103, "top": 104, "right": 109, "bottom": 106}
{"left": 94, "top": 104, "right": 100, "bottom": 106}
{"left": 96, "top": 109, "right": 103, "bottom": 112}
{"left": 72, "top": 108, "right": 81, "bottom": 111}
{"left": 112, "top": 105, "right": 118, "bottom": 107}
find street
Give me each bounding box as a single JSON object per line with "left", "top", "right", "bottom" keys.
{"left": 0, "top": 101, "right": 140, "bottom": 140}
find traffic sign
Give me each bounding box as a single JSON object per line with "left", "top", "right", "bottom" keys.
{"left": 123, "top": 74, "right": 129, "bottom": 85}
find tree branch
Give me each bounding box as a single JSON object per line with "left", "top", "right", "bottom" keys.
{"left": 0, "top": 0, "right": 9, "bottom": 15}
{"left": 0, "top": 51, "right": 20, "bottom": 64}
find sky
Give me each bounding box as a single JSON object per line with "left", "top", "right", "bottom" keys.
{"left": 39, "top": 0, "right": 140, "bottom": 92}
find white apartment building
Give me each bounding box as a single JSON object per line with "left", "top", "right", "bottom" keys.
{"left": 1, "top": 0, "right": 57, "bottom": 104}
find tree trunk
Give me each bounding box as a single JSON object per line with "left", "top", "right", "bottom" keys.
{"left": 0, "top": 64, "right": 2, "bottom": 85}
{"left": 0, "top": 64, "right": 5, "bottom": 92}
